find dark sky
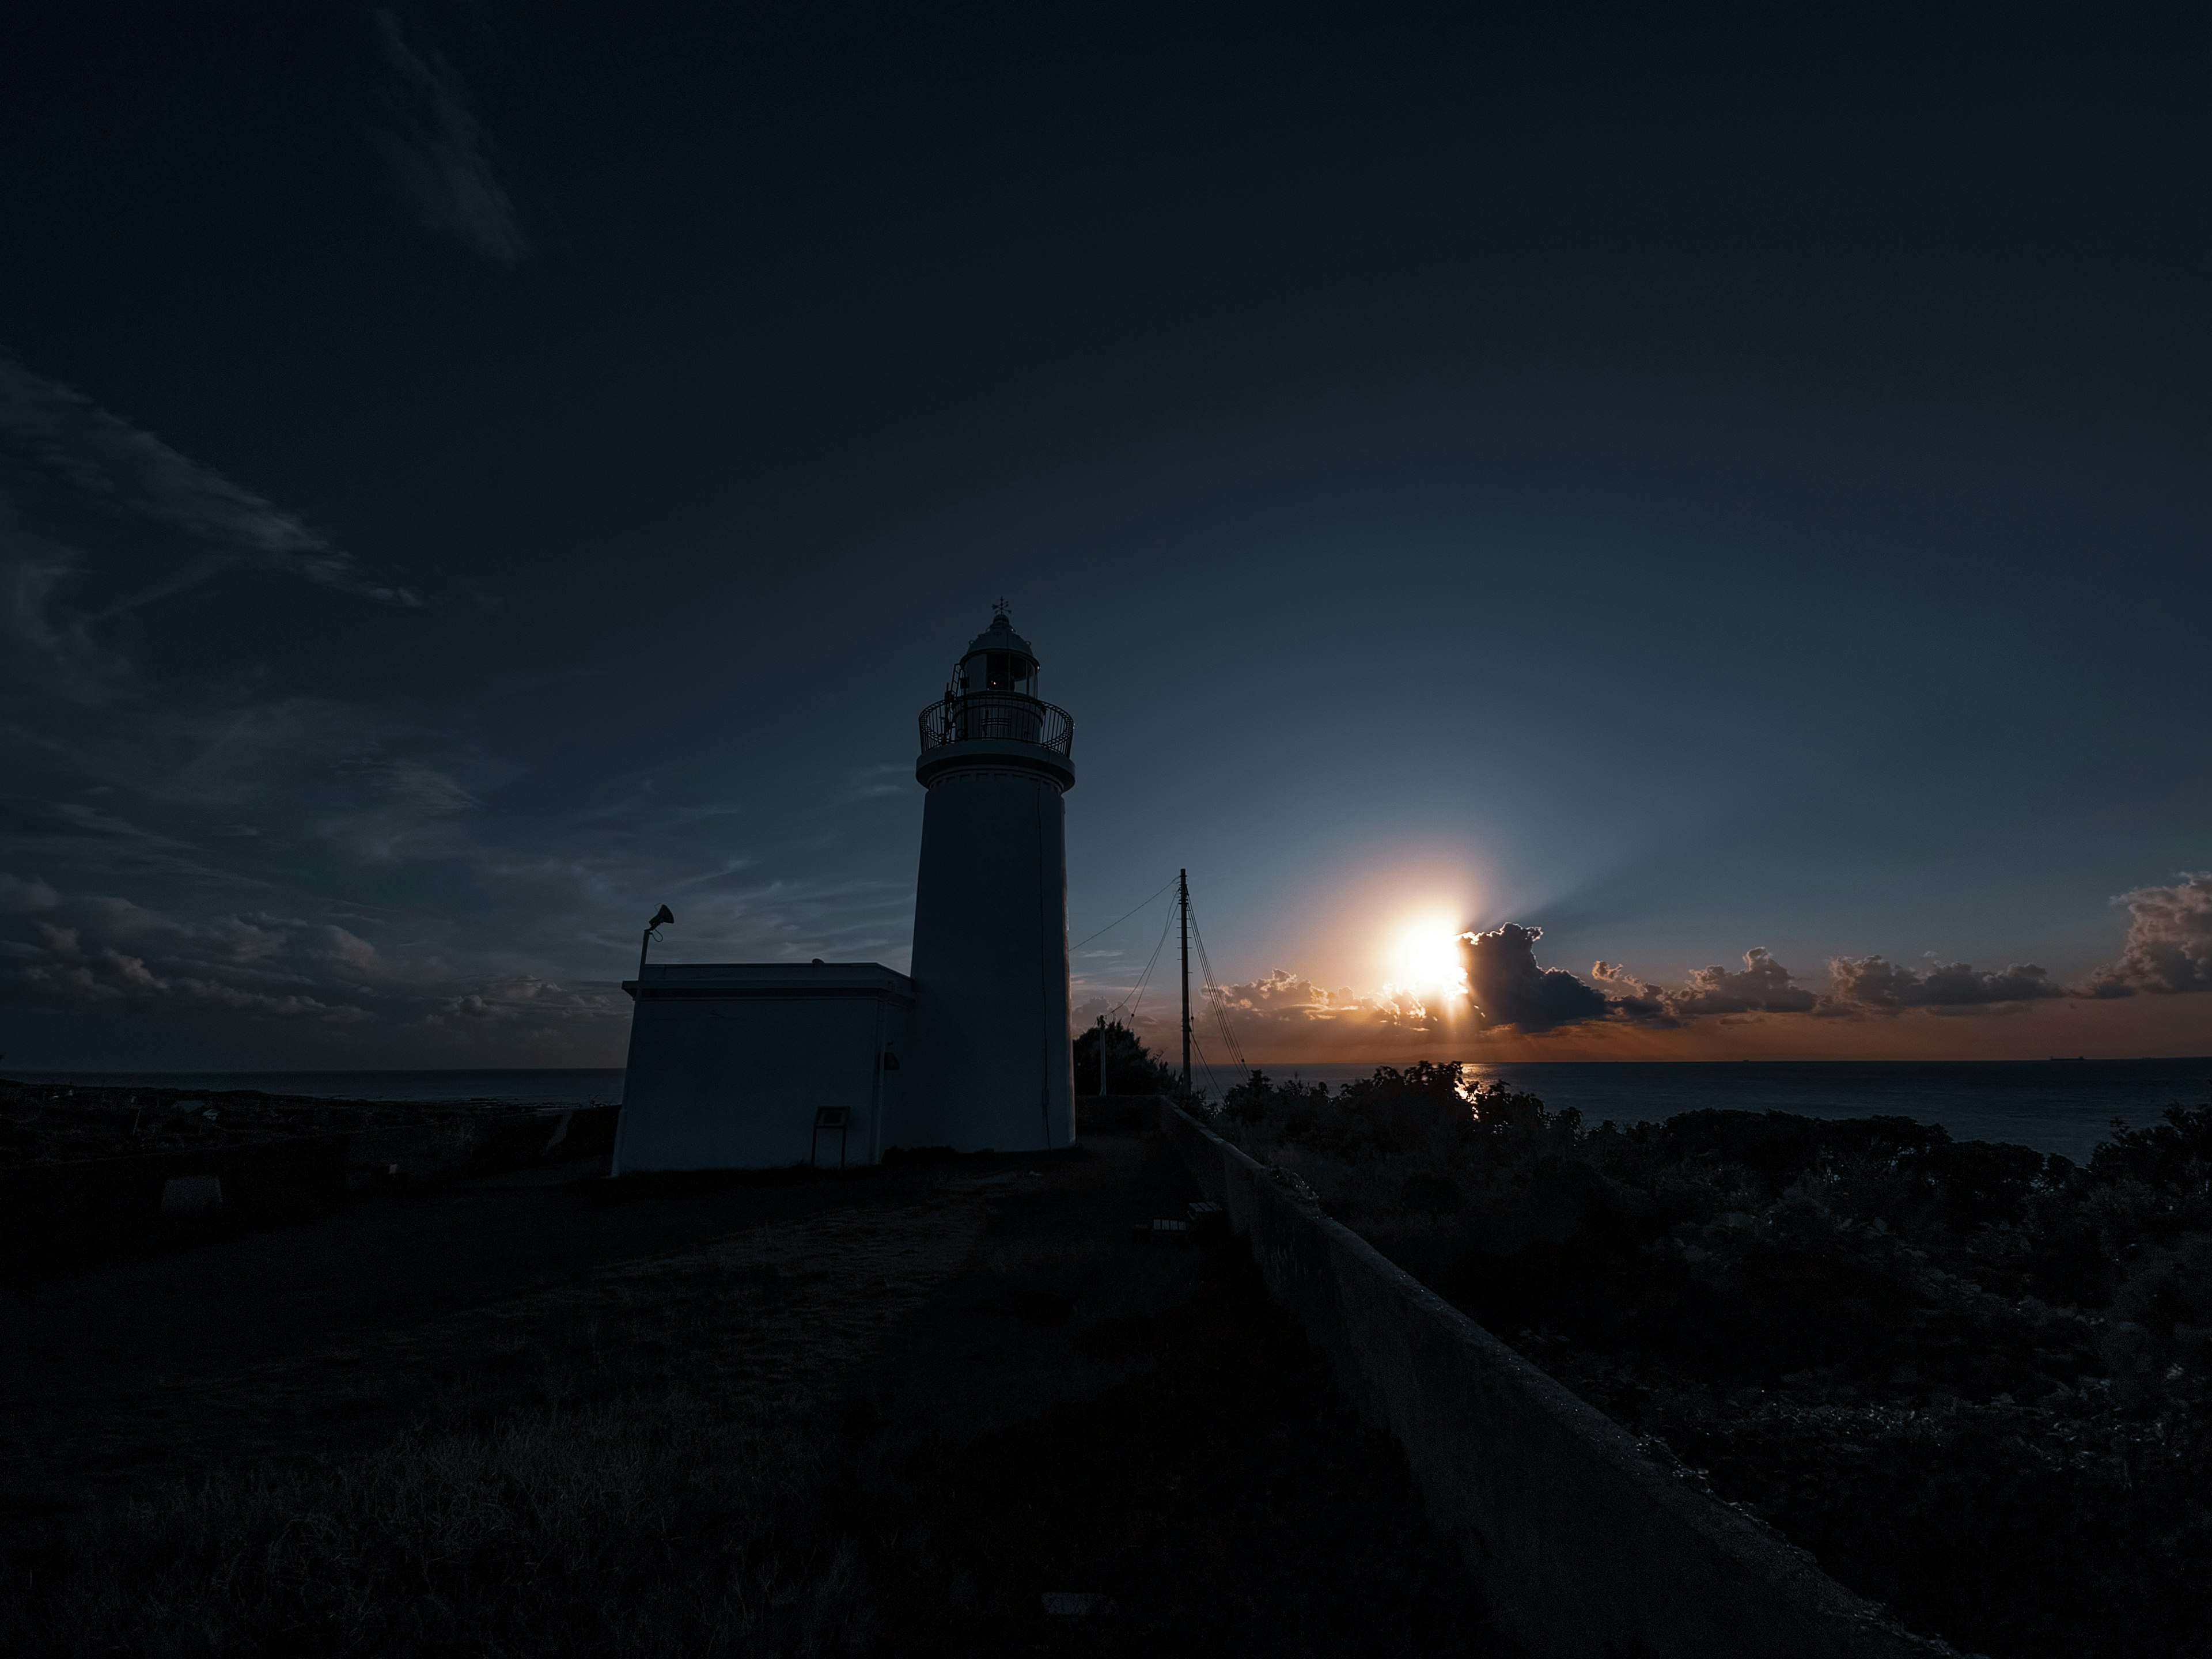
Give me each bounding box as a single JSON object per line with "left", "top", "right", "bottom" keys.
{"left": 3, "top": 1, "right": 2207, "bottom": 1068}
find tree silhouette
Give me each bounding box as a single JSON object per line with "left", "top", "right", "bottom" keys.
{"left": 1072, "top": 1016, "right": 1177, "bottom": 1097}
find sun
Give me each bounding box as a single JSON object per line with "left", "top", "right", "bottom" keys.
{"left": 1388, "top": 919, "right": 1468, "bottom": 998}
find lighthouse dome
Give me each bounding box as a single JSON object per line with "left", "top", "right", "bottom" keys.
{"left": 957, "top": 605, "right": 1040, "bottom": 695}
{"left": 964, "top": 607, "right": 1036, "bottom": 661}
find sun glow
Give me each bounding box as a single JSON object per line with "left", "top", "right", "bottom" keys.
{"left": 1387, "top": 918, "right": 1469, "bottom": 1000}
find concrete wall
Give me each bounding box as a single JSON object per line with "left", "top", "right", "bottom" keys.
{"left": 1162, "top": 1103, "right": 1953, "bottom": 1659}
{"left": 904, "top": 767, "right": 1073, "bottom": 1153}
{"left": 618, "top": 968, "right": 907, "bottom": 1172}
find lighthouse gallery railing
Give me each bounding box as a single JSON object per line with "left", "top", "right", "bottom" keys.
{"left": 917, "top": 692, "right": 1074, "bottom": 755}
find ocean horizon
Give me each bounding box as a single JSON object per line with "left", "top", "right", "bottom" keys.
{"left": 15, "top": 1056, "right": 2210, "bottom": 1162}
{"left": 1231, "top": 1057, "right": 2212, "bottom": 1162}
{"left": 11, "top": 1069, "right": 627, "bottom": 1111}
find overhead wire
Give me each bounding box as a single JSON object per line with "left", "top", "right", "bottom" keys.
{"left": 1083, "top": 874, "right": 1247, "bottom": 1098}
{"left": 1070, "top": 877, "right": 1177, "bottom": 953}
{"left": 1074, "top": 881, "right": 1177, "bottom": 1085}
{"left": 1184, "top": 896, "right": 1248, "bottom": 1068}
{"left": 1113, "top": 899, "right": 1177, "bottom": 1027}
{"left": 1188, "top": 1026, "right": 1225, "bottom": 1103}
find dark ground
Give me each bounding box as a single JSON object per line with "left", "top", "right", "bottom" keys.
{"left": 1, "top": 1129, "right": 1509, "bottom": 1656}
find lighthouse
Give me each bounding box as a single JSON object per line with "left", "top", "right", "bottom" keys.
{"left": 901, "top": 605, "right": 1076, "bottom": 1152}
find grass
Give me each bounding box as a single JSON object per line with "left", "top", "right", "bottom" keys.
{"left": 5, "top": 1389, "right": 865, "bottom": 1658}
{"left": 1, "top": 1191, "right": 980, "bottom": 1658}
{"left": 3, "top": 1142, "right": 1507, "bottom": 1657}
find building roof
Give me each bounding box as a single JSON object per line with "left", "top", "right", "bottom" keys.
{"left": 963, "top": 606, "right": 1036, "bottom": 662}
{"left": 623, "top": 962, "right": 915, "bottom": 1002}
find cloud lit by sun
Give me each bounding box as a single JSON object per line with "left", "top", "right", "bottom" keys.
{"left": 1385, "top": 916, "right": 1469, "bottom": 1001}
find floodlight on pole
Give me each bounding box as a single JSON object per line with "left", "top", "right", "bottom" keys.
{"left": 638, "top": 905, "right": 675, "bottom": 982}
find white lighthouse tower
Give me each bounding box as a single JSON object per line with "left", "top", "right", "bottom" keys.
{"left": 901, "top": 605, "right": 1076, "bottom": 1153}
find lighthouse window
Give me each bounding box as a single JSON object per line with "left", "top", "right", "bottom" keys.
{"left": 985, "top": 652, "right": 1029, "bottom": 690}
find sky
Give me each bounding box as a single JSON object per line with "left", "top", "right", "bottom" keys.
{"left": 1, "top": 1, "right": 2207, "bottom": 1070}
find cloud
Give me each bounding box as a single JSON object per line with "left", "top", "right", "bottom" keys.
{"left": 1077, "top": 968, "right": 1447, "bottom": 1059}
{"left": 0, "top": 358, "right": 424, "bottom": 710}
{"left": 0, "top": 505, "right": 130, "bottom": 698}
{"left": 0, "top": 797, "right": 219, "bottom": 879}
{"left": 1078, "top": 864, "right": 2212, "bottom": 1062}
{"left": 0, "top": 873, "right": 624, "bottom": 1036}
{"left": 1605, "top": 946, "right": 2069, "bottom": 1022}
{"left": 0, "top": 874, "right": 60, "bottom": 912}
{"left": 1463, "top": 923, "right": 1611, "bottom": 1032}
{"left": 1673, "top": 948, "right": 1820, "bottom": 1014}
{"left": 0, "top": 359, "right": 422, "bottom": 635}
{"left": 1593, "top": 876, "right": 2212, "bottom": 1022}
{"left": 369, "top": 10, "right": 528, "bottom": 263}
{"left": 0, "top": 697, "right": 503, "bottom": 884}
{"left": 2083, "top": 872, "right": 2212, "bottom": 997}
{"left": 1819, "top": 954, "right": 2066, "bottom": 1016}
{"left": 1594, "top": 946, "right": 1819, "bottom": 1024}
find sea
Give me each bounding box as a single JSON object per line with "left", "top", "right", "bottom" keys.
{"left": 14, "top": 1059, "right": 2211, "bottom": 1163}
{"left": 1223, "top": 1058, "right": 2212, "bottom": 1163}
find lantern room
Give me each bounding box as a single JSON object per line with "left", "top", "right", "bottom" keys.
{"left": 957, "top": 606, "right": 1040, "bottom": 696}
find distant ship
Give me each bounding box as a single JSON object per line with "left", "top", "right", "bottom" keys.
{"left": 2047, "top": 1055, "right": 2088, "bottom": 1063}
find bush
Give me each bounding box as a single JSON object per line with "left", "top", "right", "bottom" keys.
{"left": 1212, "top": 1067, "right": 2212, "bottom": 1659}
{"left": 1073, "top": 1018, "right": 1180, "bottom": 1097}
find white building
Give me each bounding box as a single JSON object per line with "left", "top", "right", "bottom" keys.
{"left": 612, "top": 964, "right": 911, "bottom": 1173}
{"left": 615, "top": 607, "right": 1076, "bottom": 1169}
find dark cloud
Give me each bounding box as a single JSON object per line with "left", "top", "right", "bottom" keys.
{"left": 1590, "top": 878, "right": 2212, "bottom": 1025}
{"left": 1820, "top": 955, "right": 2066, "bottom": 1016}
{"left": 1593, "top": 947, "right": 1817, "bottom": 1024}
{"left": 0, "top": 873, "right": 624, "bottom": 1041}
{"left": 1676, "top": 948, "right": 1819, "bottom": 1015}
{"left": 2083, "top": 873, "right": 2212, "bottom": 998}
{"left": 0, "top": 874, "right": 60, "bottom": 913}
{"left": 1463, "top": 923, "right": 1610, "bottom": 1033}
{"left": 1586, "top": 961, "right": 1671, "bottom": 1024}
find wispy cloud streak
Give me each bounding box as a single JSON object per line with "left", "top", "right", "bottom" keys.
{"left": 369, "top": 9, "right": 528, "bottom": 263}
{"left": 0, "top": 357, "right": 421, "bottom": 691}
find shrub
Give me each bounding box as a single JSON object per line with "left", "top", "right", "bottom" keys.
{"left": 1073, "top": 1018, "right": 1180, "bottom": 1097}
{"left": 1212, "top": 1067, "right": 2212, "bottom": 1659}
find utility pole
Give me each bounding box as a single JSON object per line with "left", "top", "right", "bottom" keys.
{"left": 1179, "top": 868, "right": 1191, "bottom": 1094}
